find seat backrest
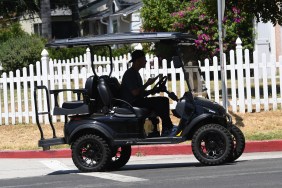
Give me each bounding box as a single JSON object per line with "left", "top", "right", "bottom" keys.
{"left": 84, "top": 75, "right": 98, "bottom": 99}
{"left": 84, "top": 75, "right": 105, "bottom": 113}
{"left": 86, "top": 75, "right": 121, "bottom": 113}
{"left": 97, "top": 77, "right": 113, "bottom": 112}
{"left": 99, "top": 75, "right": 121, "bottom": 99}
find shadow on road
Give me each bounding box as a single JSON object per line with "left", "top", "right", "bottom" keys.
{"left": 120, "top": 161, "right": 237, "bottom": 171}
{"left": 45, "top": 161, "right": 241, "bottom": 176}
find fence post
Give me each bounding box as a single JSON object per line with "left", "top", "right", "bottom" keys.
{"left": 270, "top": 55, "right": 277, "bottom": 110}
{"left": 41, "top": 49, "right": 49, "bottom": 123}
{"left": 9, "top": 71, "right": 15, "bottom": 124}
{"left": 253, "top": 50, "right": 261, "bottom": 112}
{"left": 279, "top": 56, "right": 282, "bottom": 109}
{"left": 236, "top": 38, "right": 245, "bottom": 113}
{"left": 2, "top": 73, "right": 9, "bottom": 125}
{"left": 230, "top": 50, "right": 237, "bottom": 112}
{"left": 262, "top": 54, "right": 269, "bottom": 111}
{"left": 245, "top": 49, "right": 252, "bottom": 112}
{"left": 204, "top": 59, "right": 211, "bottom": 99}
{"left": 213, "top": 56, "right": 219, "bottom": 103}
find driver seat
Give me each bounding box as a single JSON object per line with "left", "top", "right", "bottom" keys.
{"left": 97, "top": 77, "right": 150, "bottom": 118}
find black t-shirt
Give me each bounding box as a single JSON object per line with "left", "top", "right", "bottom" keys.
{"left": 120, "top": 67, "right": 143, "bottom": 103}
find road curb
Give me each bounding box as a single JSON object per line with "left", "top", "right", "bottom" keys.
{"left": 1, "top": 140, "right": 282, "bottom": 158}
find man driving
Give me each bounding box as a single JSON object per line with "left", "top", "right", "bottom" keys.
{"left": 120, "top": 50, "right": 177, "bottom": 136}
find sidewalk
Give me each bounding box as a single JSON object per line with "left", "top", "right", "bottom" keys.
{"left": 1, "top": 140, "right": 282, "bottom": 158}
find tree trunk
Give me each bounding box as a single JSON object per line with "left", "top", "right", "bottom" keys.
{"left": 70, "top": 0, "right": 81, "bottom": 37}
{"left": 40, "top": 0, "right": 52, "bottom": 40}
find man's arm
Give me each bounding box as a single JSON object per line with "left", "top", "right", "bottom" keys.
{"left": 131, "top": 76, "right": 159, "bottom": 96}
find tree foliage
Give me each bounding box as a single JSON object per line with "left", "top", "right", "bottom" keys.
{"left": 141, "top": 0, "right": 254, "bottom": 60}
{"left": 241, "top": 0, "right": 282, "bottom": 25}
{"left": 141, "top": 0, "right": 182, "bottom": 32}
{"left": 0, "top": 0, "right": 38, "bottom": 24}
{"left": 203, "top": 0, "right": 282, "bottom": 26}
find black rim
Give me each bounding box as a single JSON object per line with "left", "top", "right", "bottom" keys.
{"left": 198, "top": 131, "right": 226, "bottom": 160}
{"left": 77, "top": 140, "right": 104, "bottom": 168}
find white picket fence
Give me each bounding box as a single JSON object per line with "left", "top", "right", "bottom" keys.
{"left": 0, "top": 38, "right": 281, "bottom": 125}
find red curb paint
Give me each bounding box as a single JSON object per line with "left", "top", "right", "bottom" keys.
{"left": 0, "top": 140, "right": 282, "bottom": 158}
{"left": 0, "top": 149, "right": 71, "bottom": 158}
{"left": 244, "top": 140, "right": 282, "bottom": 153}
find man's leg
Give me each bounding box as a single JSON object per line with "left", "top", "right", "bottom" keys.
{"left": 133, "top": 97, "right": 173, "bottom": 130}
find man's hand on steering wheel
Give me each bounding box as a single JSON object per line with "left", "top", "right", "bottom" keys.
{"left": 145, "top": 75, "right": 160, "bottom": 86}
{"left": 150, "top": 75, "right": 168, "bottom": 94}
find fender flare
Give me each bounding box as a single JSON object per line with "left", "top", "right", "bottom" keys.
{"left": 67, "top": 122, "right": 114, "bottom": 144}
{"left": 181, "top": 113, "right": 227, "bottom": 139}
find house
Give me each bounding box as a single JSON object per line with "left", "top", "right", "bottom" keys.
{"left": 79, "top": 0, "right": 142, "bottom": 35}
{"left": 254, "top": 21, "right": 282, "bottom": 63}
{"left": 19, "top": 0, "right": 142, "bottom": 38}
{"left": 20, "top": 7, "right": 78, "bottom": 39}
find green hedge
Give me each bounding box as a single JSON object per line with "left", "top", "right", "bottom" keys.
{"left": 0, "top": 34, "right": 45, "bottom": 73}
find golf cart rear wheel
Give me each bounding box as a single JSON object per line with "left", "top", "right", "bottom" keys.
{"left": 192, "top": 124, "right": 233, "bottom": 166}
{"left": 71, "top": 134, "right": 111, "bottom": 172}
{"left": 107, "top": 145, "right": 132, "bottom": 170}
{"left": 227, "top": 125, "right": 245, "bottom": 162}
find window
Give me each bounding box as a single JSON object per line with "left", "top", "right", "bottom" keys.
{"left": 113, "top": 20, "right": 118, "bottom": 33}
{"left": 34, "top": 23, "right": 42, "bottom": 36}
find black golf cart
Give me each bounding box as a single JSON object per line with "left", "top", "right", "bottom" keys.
{"left": 34, "top": 32, "right": 245, "bottom": 172}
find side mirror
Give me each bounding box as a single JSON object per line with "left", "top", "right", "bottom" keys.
{"left": 172, "top": 56, "right": 183, "bottom": 68}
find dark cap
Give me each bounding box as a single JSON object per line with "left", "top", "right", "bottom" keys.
{"left": 129, "top": 50, "right": 145, "bottom": 63}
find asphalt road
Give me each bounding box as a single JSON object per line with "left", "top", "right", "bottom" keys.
{"left": 0, "top": 152, "right": 282, "bottom": 188}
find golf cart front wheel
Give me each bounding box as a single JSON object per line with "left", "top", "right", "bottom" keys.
{"left": 71, "top": 134, "right": 111, "bottom": 172}
{"left": 192, "top": 124, "right": 233, "bottom": 166}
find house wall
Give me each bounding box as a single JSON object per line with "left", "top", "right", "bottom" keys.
{"left": 254, "top": 21, "right": 276, "bottom": 63}
{"left": 131, "top": 12, "right": 141, "bottom": 32}
{"left": 19, "top": 14, "right": 41, "bottom": 34}
{"left": 118, "top": 16, "right": 131, "bottom": 32}
{"left": 276, "top": 25, "right": 282, "bottom": 60}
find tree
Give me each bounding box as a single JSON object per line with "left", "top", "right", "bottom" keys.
{"left": 240, "top": 0, "right": 282, "bottom": 25}
{"left": 0, "top": 0, "right": 39, "bottom": 22}
{"left": 141, "top": 0, "right": 182, "bottom": 32}
{"left": 41, "top": 0, "right": 52, "bottom": 40}
{"left": 203, "top": 0, "right": 282, "bottom": 26}
{"left": 141, "top": 0, "right": 255, "bottom": 60}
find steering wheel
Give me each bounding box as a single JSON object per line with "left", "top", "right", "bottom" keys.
{"left": 151, "top": 75, "right": 168, "bottom": 93}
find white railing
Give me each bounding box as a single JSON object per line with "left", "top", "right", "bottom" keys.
{"left": 0, "top": 38, "right": 281, "bottom": 125}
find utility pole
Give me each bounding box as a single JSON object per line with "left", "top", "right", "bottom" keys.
{"left": 217, "top": 0, "right": 228, "bottom": 111}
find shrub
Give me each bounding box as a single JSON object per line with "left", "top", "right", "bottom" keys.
{"left": 48, "top": 47, "right": 87, "bottom": 60}
{"left": 48, "top": 44, "right": 134, "bottom": 60}
{"left": 0, "top": 34, "right": 45, "bottom": 73}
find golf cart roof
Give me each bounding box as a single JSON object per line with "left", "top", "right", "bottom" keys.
{"left": 46, "top": 32, "right": 195, "bottom": 48}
